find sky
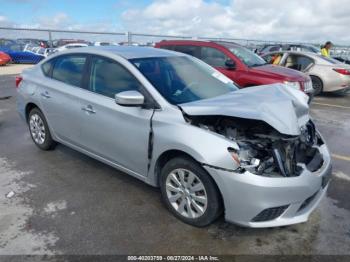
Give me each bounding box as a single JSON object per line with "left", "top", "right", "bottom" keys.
{"left": 0, "top": 0, "right": 349, "bottom": 44}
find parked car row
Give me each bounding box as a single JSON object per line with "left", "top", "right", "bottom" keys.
{"left": 0, "top": 38, "right": 142, "bottom": 65}
{"left": 155, "top": 40, "right": 314, "bottom": 97}
{"left": 255, "top": 43, "right": 350, "bottom": 66}
{"left": 155, "top": 40, "right": 349, "bottom": 96}
{"left": 2, "top": 37, "right": 350, "bottom": 95}
{"left": 0, "top": 43, "right": 46, "bottom": 64}
{"left": 256, "top": 44, "right": 321, "bottom": 56}
{"left": 16, "top": 46, "right": 332, "bottom": 228}
{"left": 0, "top": 38, "right": 106, "bottom": 64}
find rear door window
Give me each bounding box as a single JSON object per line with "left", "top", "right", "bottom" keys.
{"left": 172, "top": 45, "right": 200, "bottom": 58}
{"left": 52, "top": 55, "right": 87, "bottom": 87}
{"left": 284, "top": 55, "right": 314, "bottom": 71}
{"left": 160, "top": 45, "right": 175, "bottom": 51}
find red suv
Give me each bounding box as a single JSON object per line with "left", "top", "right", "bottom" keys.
{"left": 155, "top": 40, "right": 313, "bottom": 95}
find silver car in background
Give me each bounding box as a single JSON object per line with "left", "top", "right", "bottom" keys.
{"left": 262, "top": 51, "right": 350, "bottom": 95}
{"left": 16, "top": 46, "right": 332, "bottom": 228}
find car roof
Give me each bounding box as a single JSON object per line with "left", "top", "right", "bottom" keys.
{"left": 64, "top": 46, "right": 185, "bottom": 59}
{"left": 156, "top": 39, "right": 245, "bottom": 50}
{"left": 158, "top": 39, "right": 210, "bottom": 44}
{"left": 158, "top": 39, "right": 240, "bottom": 46}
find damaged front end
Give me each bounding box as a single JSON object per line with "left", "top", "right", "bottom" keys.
{"left": 185, "top": 115, "right": 325, "bottom": 177}
{"left": 176, "top": 85, "right": 331, "bottom": 227}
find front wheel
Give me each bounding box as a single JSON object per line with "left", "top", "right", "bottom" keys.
{"left": 28, "top": 108, "right": 56, "bottom": 150}
{"left": 160, "top": 157, "right": 222, "bottom": 227}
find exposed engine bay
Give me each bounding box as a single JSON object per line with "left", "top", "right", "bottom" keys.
{"left": 185, "top": 115, "right": 325, "bottom": 177}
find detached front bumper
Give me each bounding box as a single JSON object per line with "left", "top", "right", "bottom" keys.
{"left": 204, "top": 144, "right": 332, "bottom": 228}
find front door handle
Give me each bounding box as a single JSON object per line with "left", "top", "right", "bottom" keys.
{"left": 81, "top": 105, "right": 96, "bottom": 114}
{"left": 40, "top": 91, "right": 51, "bottom": 99}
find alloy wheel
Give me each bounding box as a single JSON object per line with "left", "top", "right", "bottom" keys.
{"left": 29, "top": 113, "right": 46, "bottom": 145}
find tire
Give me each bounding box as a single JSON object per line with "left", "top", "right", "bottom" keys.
{"left": 28, "top": 108, "right": 56, "bottom": 150}
{"left": 310, "top": 76, "right": 323, "bottom": 95}
{"left": 160, "top": 157, "right": 222, "bottom": 227}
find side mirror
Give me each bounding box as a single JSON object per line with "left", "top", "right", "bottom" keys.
{"left": 225, "top": 59, "right": 236, "bottom": 70}
{"left": 115, "top": 90, "right": 144, "bottom": 106}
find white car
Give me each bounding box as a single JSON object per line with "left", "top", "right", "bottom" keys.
{"left": 93, "top": 42, "right": 119, "bottom": 46}
{"left": 55, "top": 43, "right": 89, "bottom": 52}
{"left": 23, "top": 44, "right": 53, "bottom": 58}
{"left": 262, "top": 51, "right": 350, "bottom": 94}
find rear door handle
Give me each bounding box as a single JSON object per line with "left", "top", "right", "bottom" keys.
{"left": 81, "top": 105, "right": 96, "bottom": 114}
{"left": 40, "top": 91, "right": 51, "bottom": 99}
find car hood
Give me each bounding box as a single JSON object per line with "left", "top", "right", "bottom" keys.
{"left": 179, "top": 84, "right": 310, "bottom": 136}
{"left": 252, "top": 64, "right": 308, "bottom": 81}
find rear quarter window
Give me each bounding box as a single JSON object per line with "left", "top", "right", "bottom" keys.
{"left": 41, "top": 59, "right": 54, "bottom": 77}
{"left": 173, "top": 45, "right": 199, "bottom": 58}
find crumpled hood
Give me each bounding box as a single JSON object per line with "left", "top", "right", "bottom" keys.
{"left": 180, "top": 84, "right": 310, "bottom": 136}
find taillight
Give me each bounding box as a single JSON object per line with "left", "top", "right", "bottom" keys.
{"left": 15, "top": 76, "right": 23, "bottom": 88}
{"left": 333, "top": 68, "right": 350, "bottom": 75}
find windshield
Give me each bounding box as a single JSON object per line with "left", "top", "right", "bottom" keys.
{"left": 130, "top": 56, "right": 238, "bottom": 105}
{"left": 226, "top": 44, "right": 267, "bottom": 67}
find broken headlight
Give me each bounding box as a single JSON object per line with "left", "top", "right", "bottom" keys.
{"left": 283, "top": 81, "right": 301, "bottom": 91}
{"left": 228, "top": 146, "right": 261, "bottom": 172}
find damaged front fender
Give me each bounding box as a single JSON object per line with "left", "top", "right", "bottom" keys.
{"left": 148, "top": 109, "right": 241, "bottom": 185}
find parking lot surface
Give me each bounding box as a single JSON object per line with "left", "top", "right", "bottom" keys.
{"left": 1, "top": 72, "right": 350, "bottom": 255}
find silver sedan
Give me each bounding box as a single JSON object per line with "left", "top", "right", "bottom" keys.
{"left": 17, "top": 46, "right": 332, "bottom": 228}
{"left": 262, "top": 51, "right": 350, "bottom": 95}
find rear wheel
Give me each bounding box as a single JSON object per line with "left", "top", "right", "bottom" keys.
{"left": 160, "top": 157, "right": 222, "bottom": 227}
{"left": 310, "top": 76, "right": 323, "bottom": 95}
{"left": 28, "top": 108, "right": 56, "bottom": 150}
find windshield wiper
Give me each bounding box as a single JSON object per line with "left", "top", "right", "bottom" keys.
{"left": 249, "top": 62, "right": 268, "bottom": 67}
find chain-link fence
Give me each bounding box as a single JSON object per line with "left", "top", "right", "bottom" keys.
{"left": 1, "top": 27, "right": 350, "bottom": 63}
